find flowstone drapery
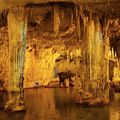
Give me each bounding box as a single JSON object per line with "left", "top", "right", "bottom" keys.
{"left": 5, "top": 7, "right": 27, "bottom": 111}
{"left": 75, "top": 16, "right": 110, "bottom": 105}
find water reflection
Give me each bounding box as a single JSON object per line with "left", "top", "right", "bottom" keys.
{"left": 24, "top": 88, "right": 59, "bottom": 120}
{"left": 0, "top": 110, "right": 26, "bottom": 120}
{"left": 109, "top": 93, "right": 120, "bottom": 120}
{"left": 0, "top": 88, "right": 120, "bottom": 120}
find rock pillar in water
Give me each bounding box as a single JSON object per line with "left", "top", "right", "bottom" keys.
{"left": 5, "top": 7, "right": 27, "bottom": 111}
{"left": 76, "top": 16, "right": 110, "bottom": 105}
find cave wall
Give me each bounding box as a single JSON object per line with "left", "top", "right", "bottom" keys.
{"left": 0, "top": 28, "right": 82, "bottom": 88}
{"left": 0, "top": 3, "right": 82, "bottom": 89}
{"left": 24, "top": 38, "right": 81, "bottom": 88}
{"left": 0, "top": 11, "right": 8, "bottom": 84}
{"left": 0, "top": 27, "right": 9, "bottom": 84}
{"left": 24, "top": 2, "right": 81, "bottom": 88}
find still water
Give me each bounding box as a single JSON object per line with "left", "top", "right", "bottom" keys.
{"left": 0, "top": 88, "right": 120, "bottom": 120}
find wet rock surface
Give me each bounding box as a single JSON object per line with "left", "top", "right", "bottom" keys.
{"left": 76, "top": 89, "right": 109, "bottom": 106}
{"left": 0, "top": 26, "right": 82, "bottom": 88}
{"left": 0, "top": 80, "right": 4, "bottom": 91}
{"left": 110, "top": 81, "right": 120, "bottom": 93}
{"left": 0, "top": 27, "right": 9, "bottom": 86}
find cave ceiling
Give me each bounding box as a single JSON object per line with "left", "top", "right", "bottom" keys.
{"left": 0, "top": 0, "right": 120, "bottom": 18}
{"left": 0, "top": 0, "right": 120, "bottom": 58}
{"left": 0, "top": 0, "right": 120, "bottom": 11}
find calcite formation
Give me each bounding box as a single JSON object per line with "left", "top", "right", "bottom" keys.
{"left": 0, "top": 1, "right": 120, "bottom": 108}
{"left": 0, "top": 27, "right": 9, "bottom": 86}
{"left": 24, "top": 37, "right": 82, "bottom": 88}
{"left": 0, "top": 26, "right": 82, "bottom": 88}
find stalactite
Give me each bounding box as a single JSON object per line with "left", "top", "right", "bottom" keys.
{"left": 53, "top": 3, "right": 60, "bottom": 34}
{"left": 86, "top": 14, "right": 95, "bottom": 82}
{"left": 94, "top": 16, "right": 104, "bottom": 81}
{"left": 81, "top": 16, "right": 88, "bottom": 67}
{"left": 70, "top": 8, "right": 73, "bottom": 25}
{"left": 75, "top": 4, "right": 81, "bottom": 40}
{"left": 103, "top": 18, "right": 110, "bottom": 87}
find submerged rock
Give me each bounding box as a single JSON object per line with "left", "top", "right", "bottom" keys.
{"left": 75, "top": 89, "right": 109, "bottom": 106}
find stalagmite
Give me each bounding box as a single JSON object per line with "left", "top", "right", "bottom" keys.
{"left": 5, "top": 7, "right": 27, "bottom": 112}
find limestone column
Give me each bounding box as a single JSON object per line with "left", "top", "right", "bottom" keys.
{"left": 5, "top": 7, "right": 27, "bottom": 112}
{"left": 75, "top": 16, "right": 109, "bottom": 105}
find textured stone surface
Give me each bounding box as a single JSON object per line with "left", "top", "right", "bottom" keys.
{"left": 24, "top": 38, "right": 81, "bottom": 88}
{"left": 0, "top": 27, "right": 9, "bottom": 86}
{"left": 0, "top": 26, "right": 82, "bottom": 88}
